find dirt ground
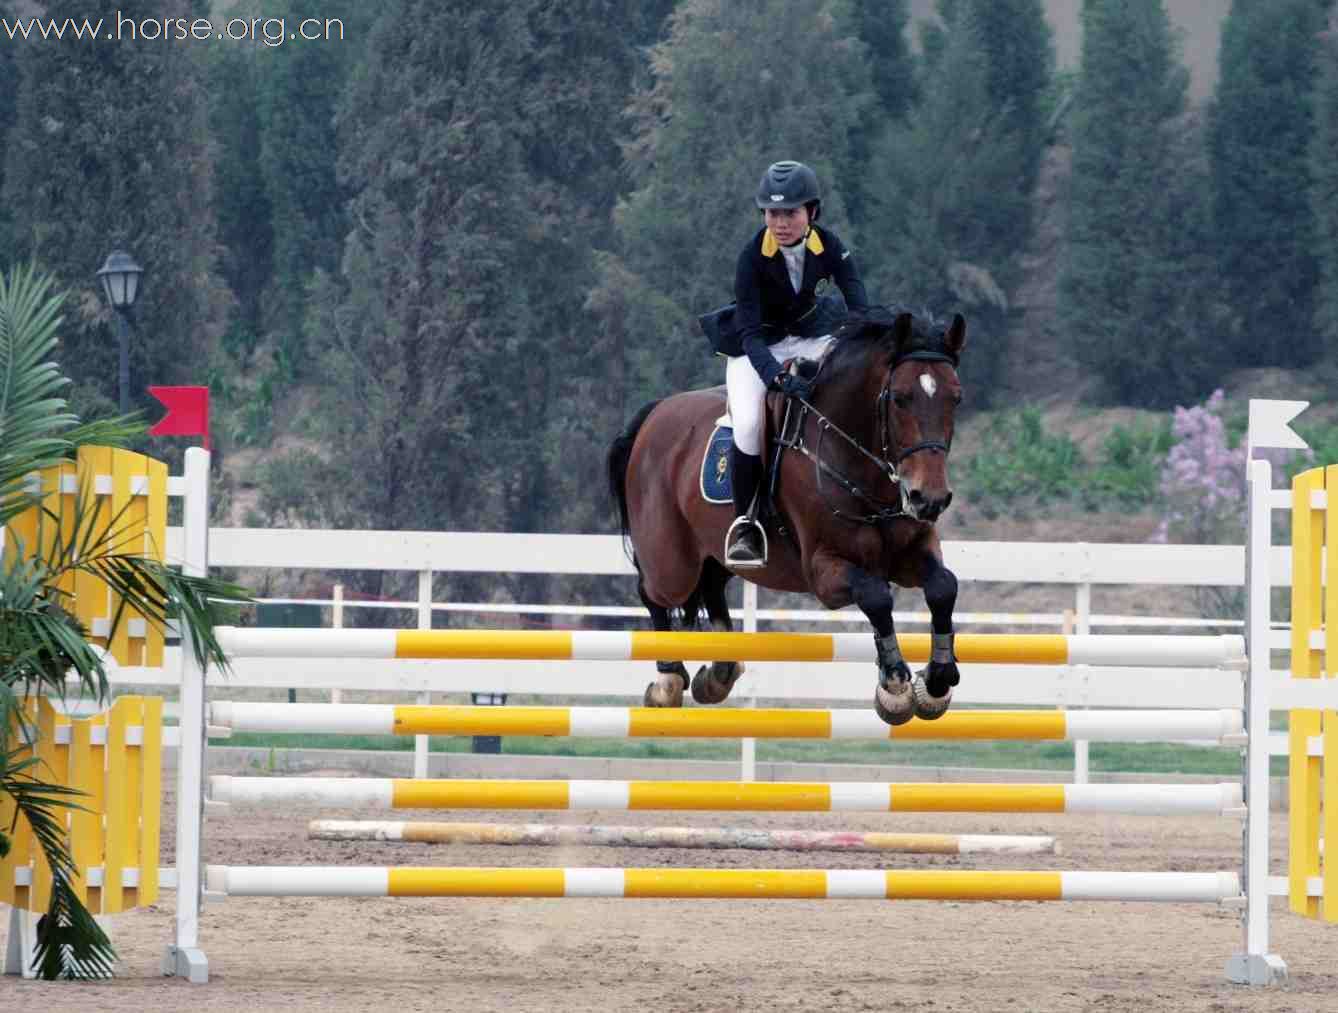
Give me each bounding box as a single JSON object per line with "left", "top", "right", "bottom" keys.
{"left": 4, "top": 785, "right": 1337, "bottom": 1013}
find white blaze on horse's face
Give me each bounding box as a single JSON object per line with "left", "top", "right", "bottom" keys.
{"left": 918, "top": 372, "right": 937, "bottom": 399}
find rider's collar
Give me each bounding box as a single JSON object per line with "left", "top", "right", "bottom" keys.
{"left": 761, "top": 228, "right": 824, "bottom": 258}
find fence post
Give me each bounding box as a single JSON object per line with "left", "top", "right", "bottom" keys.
{"left": 1226, "top": 457, "right": 1286, "bottom": 984}
{"left": 1073, "top": 580, "right": 1091, "bottom": 785}
{"left": 741, "top": 582, "right": 758, "bottom": 782}
{"left": 330, "top": 584, "right": 344, "bottom": 705}
{"left": 415, "top": 570, "right": 432, "bottom": 778}
{"left": 165, "top": 446, "right": 210, "bottom": 982}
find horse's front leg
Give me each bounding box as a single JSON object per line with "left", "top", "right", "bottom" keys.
{"left": 810, "top": 552, "right": 914, "bottom": 726}
{"left": 913, "top": 554, "right": 960, "bottom": 720}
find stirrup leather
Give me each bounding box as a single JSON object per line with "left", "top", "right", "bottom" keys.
{"left": 723, "top": 515, "right": 768, "bottom": 569}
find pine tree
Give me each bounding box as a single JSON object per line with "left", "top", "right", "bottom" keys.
{"left": 206, "top": 37, "right": 272, "bottom": 360}
{"left": 1058, "top": 0, "right": 1215, "bottom": 406}
{"left": 1, "top": 0, "right": 224, "bottom": 418}
{"left": 258, "top": 0, "right": 679, "bottom": 567}
{"left": 863, "top": 0, "right": 1053, "bottom": 402}
{"left": 506, "top": 0, "right": 677, "bottom": 536}
{"left": 255, "top": 0, "right": 371, "bottom": 377}
{"left": 968, "top": 0, "right": 1053, "bottom": 209}
{"left": 0, "top": 0, "right": 17, "bottom": 258}
{"left": 1311, "top": 11, "right": 1338, "bottom": 356}
{"left": 848, "top": 0, "right": 915, "bottom": 120}
{"left": 592, "top": 0, "right": 876, "bottom": 408}
{"left": 1211, "top": 0, "right": 1328, "bottom": 367}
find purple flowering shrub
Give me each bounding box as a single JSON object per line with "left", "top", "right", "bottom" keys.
{"left": 1153, "top": 390, "right": 1245, "bottom": 545}
{"left": 1154, "top": 389, "right": 1314, "bottom": 618}
{"left": 1155, "top": 389, "right": 1312, "bottom": 545}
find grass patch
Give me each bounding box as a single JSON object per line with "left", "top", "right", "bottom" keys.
{"left": 218, "top": 731, "right": 1275, "bottom": 777}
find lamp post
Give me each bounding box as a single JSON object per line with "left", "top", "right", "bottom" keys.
{"left": 96, "top": 250, "right": 143, "bottom": 413}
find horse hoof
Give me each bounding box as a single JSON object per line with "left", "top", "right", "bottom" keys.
{"left": 643, "top": 679, "right": 684, "bottom": 708}
{"left": 873, "top": 682, "right": 914, "bottom": 726}
{"left": 690, "top": 662, "right": 742, "bottom": 705}
{"left": 911, "top": 673, "right": 952, "bottom": 720}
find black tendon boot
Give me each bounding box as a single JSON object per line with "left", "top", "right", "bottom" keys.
{"left": 723, "top": 446, "right": 766, "bottom": 568}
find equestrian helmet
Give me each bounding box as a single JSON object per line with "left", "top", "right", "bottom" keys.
{"left": 755, "top": 161, "right": 821, "bottom": 220}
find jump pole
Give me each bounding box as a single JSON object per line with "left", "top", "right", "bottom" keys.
{"left": 208, "top": 702, "right": 1245, "bottom": 742}
{"left": 212, "top": 776, "right": 1244, "bottom": 816}
{"left": 215, "top": 627, "right": 1246, "bottom": 668}
{"left": 307, "top": 819, "right": 1059, "bottom": 855}
{"left": 206, "top": 865, "right": 1241, "bottom": 902}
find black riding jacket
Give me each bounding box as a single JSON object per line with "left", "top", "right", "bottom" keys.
{"left": 734, "top": 224, "right": 869, "bottom": 385}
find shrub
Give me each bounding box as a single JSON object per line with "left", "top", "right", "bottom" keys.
{"left": 1084, "top": 419, "right": 1173, "bottom": 507}
{"left": 961, "top": 407, "right": 1084, "bottom": 513}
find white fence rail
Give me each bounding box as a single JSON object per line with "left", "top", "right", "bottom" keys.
{"left": 97, "top": 528, "right": 1284, "bottom": 715}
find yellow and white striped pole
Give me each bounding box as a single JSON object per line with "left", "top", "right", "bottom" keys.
{"left": 208, "top": 702, "right": 1244, "bottom": 743}
{"left": 215, "top": 627, "right": 1245, "bottom": 668}
{"left": 206, "top": 865, "right": 1241, "bottom": 903}
{"left": 211, "top": 776, "right": 1242, "bottom": 816}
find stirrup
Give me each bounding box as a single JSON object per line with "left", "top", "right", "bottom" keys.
{"left": 723, "top": 515, "right": 767, "bottom": 569}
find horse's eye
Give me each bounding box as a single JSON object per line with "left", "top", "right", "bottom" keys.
{"left": 894, "top": 393, "right": 913, "bottom": 409}
{"left": 952, "top": 392, "right": 963, "bottom": 406}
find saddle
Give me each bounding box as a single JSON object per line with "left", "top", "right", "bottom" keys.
{"left": 698, "top": 357, "right": 824, "bottom": 507}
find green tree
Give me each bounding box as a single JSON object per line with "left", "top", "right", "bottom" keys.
{"left": 864, "top": 0, "right": 1052, "bottom": 402}
{"left": 2, "top": 0, "right": 225, "bottom": 419}
{"left": 1312, "top": 11, "right": 1338, "bottom": 355}
{"left": 272, "top": 0, "right": 530, "bottom": 534}
{"left": 505, "top": 0, "right": 676, "bottom": 537}
{"left": 1210, "top": 0, "right": 1328, "bottom": 367}
{"left": 0, "top": 0, "right": 17, "bottom": 256}
{"left": 592, "top": 0, "right": 875, "bottom": 408}
{"left": 964, "top": 0, "right": 1053, "bottom": 213}
{"left": 255, "top": 1, "right": 372, "bottom": 379}
{"left": 206, "top": 35, "right": 272, "bottom": 361}
{"left": 1058, "top": 0, "right": 1215, "bottom": 406}
{"left": 1, "top": 265, "right": 247, "bottom": 978}
{"left": 842, "top": 0, "right": 915, "bottom": 224}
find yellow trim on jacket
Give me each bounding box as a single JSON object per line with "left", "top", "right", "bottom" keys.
{"left": 760, "top": 228, "right": 825, "bottom": 258}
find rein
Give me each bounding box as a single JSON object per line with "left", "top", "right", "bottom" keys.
{"left": 775, "top": 351, "right": 956, "bottom": 526}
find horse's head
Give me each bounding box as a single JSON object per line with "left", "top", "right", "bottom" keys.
{"left": 819, "top": 308, "right": 965, "bottom": 524}
{"left": 880, "top": 311, "right": 966, "bottom": 522}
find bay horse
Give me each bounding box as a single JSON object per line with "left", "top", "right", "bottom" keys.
{"left": 606, "top": 308, "right": 966, "bottom": 725}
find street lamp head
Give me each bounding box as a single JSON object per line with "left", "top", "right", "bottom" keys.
{"left": 96, "top": 249, "right": 143, "bottom": 310}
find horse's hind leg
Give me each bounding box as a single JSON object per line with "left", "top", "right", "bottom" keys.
{"left": 640, "top": 580, "right": 690, "bottom": 708}
{"left": 690, "top": 559, "right": 745, "bottom": 705}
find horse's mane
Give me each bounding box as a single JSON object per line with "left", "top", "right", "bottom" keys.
{"left": 824, "top": 304, "right": 950, "bottom": 379}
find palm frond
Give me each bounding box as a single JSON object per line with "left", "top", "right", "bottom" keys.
{"left": 0, "top": 265, "right": 80, "bottom": 518}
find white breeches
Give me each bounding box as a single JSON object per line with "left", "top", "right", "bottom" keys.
{"left": 725, "top": 334, "right": 835, "bottom": 456}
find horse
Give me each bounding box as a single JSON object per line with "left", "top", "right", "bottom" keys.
{"left": 606, "top": 308, "right": 966, "bottom": 725}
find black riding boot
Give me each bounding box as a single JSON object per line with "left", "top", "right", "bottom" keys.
{"left": 724, "top": 446, "right": 766, "bottom": 568}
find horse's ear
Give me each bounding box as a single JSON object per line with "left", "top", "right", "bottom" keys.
{"left": 891, "top": 312, "right": 914, "bottom": 357}
{"left": 945, "top": 313, "right": 967, "bottom": 358}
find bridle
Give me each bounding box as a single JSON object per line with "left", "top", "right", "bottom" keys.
{"left": 774, "top": 350, "right": 958, "bottom": 526}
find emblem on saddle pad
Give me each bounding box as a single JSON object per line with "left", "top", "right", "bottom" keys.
{"left": 699, "top": 424, "right": 735, "bottom": 505}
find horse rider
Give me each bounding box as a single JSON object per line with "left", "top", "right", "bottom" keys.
{"left": 713, "top": 160, "right": 870, "bottom": 568}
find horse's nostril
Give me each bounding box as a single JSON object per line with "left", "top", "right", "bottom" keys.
{"left": 942, "top": 491, "right": 953, "bottom": 512}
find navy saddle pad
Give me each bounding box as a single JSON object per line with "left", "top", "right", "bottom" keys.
{"left": 700, "top": 424, "right": 733, "bottom": 504}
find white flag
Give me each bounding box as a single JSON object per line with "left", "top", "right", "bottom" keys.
{"left": 1246, "top": 399, "right": 1309, "bottom": 458}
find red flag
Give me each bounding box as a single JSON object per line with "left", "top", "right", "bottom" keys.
{"left": 148, "top": 386, "right": 210, "bottom": 450}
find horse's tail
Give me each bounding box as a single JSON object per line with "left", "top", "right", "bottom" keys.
{"left": 607, "top": 398, "right": 663, "bottom": 559}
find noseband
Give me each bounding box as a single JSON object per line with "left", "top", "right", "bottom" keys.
{"left": 776, "top": 350, "right": 957, "bottom": 526}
